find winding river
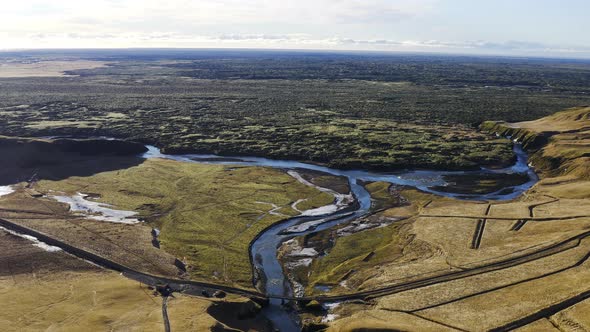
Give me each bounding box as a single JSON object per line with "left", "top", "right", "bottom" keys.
{"left": 143, "top": 143, "right": 538, "bottom": 331}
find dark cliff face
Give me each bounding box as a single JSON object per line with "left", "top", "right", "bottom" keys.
{"left": 479, "top": 121, "right": 553, "bottom": 151}
{"left": 479, "top": 107, "right": 590, "bottom": 180}
{"left": 0, "top": 137, "right": 146, "bottom": 185}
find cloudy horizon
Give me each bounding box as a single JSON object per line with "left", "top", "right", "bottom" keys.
{"left": 2, "top": 0, "right": 590, "bottom": 58}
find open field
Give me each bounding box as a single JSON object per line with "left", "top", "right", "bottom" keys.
{"left": 0, "top": 228, "right": 268, "bottom": 331}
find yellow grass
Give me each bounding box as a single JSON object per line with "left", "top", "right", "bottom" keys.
{"left": 324, "top": 107, "right": 590, "bottom": 330}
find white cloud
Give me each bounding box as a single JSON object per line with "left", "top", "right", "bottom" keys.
{"left": 1, "top": 0, "right": 589, "bottom": 58}
{"left": 7, "top": 32, "right": 589, "bottom": 58}
{"left": 0, "top": 0, "right": 436, "bottom": 31}
{"left": 0, "top": 0, "right": 438, "bottom": 49}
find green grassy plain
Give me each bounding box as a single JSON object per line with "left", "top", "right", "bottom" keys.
{"left": 36, "top": 158, "right": 333, "bottom": 287}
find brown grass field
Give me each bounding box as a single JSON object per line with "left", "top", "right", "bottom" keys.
{"left": 0, "top": 228, "right": 267, "bottom": 331}
{"left": 315, "top": 107, "right": 590, "bottom": 331}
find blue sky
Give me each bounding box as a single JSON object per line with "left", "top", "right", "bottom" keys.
{"left": 1, "top": 0, "right": 589, "bottom": 57}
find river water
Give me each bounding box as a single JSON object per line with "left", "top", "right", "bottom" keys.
{"left": 143, "top": 143, "right": 537, "bottom": 331}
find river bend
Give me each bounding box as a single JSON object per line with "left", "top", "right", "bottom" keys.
{"left": 143, "top": 143, "right": 537, "bottom": 331}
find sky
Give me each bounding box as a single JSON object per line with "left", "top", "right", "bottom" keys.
{"left": 1, "top": 0, "right": 590, "bottom": 58}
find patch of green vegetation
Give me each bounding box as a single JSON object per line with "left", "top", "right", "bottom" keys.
{"left": 36, "top": 159, "right": 334, "bottom": 287}
{"left": 0, "top": 101, "right": 515, "bottom": 170}
{"left": 303, "top": 184, "right": 417, "bottom": 292}
{"left": 295, "top": 170, "right": 350, "bottom": 194}
{"left": 307, "top": 222, "right": 406, "bottom": 291}
{"left": 363, "top": 182, "right": 402, "bottom": 210}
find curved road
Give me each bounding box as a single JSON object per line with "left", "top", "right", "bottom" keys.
{"left": 3, "top": 214, "right": 590, "bottom": 331}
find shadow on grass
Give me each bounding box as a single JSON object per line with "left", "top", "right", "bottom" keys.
{"left": 208, "top": 301, "right": 274, "bottom": 332}
{"left": 0, "top": 137, "right": 147, "bottom": 185}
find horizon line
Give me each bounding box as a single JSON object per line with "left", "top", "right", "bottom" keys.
{"left": 2, "top": 46, "right": 590, "bottom": 61}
